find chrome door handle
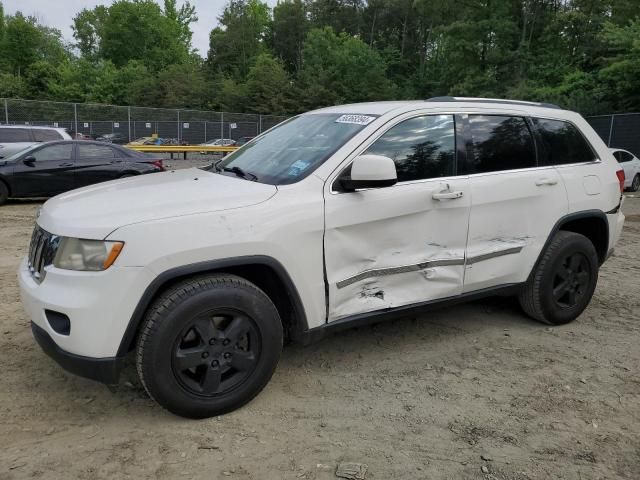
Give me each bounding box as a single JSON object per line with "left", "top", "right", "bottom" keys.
{"left": 535, "top": 178, "right": 558, "bottom": 186}
{"left": 433, "top": 190, "right": 464, "bottom": 200}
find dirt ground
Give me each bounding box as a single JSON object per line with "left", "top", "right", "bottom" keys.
{"left": 1, "top": 185, "right": 638, "bottom": 479}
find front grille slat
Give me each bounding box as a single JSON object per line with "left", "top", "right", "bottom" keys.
{"left": 27, "top": 226, "right": 58, "bottom": 283}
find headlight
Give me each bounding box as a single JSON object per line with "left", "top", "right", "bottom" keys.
{"left": 53, "top": 238, "right": 124, "bottom": 271}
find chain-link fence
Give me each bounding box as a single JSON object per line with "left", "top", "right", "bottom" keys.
{"left": 0, "top": 98, "right": 289, "bottom": 144}
{"left": 586, "top": 113, "right": 640, "bottom": 157}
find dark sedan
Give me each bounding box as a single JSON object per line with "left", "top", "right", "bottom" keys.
{"left": 0, "top": 140, "right": 164, "bottom": 205}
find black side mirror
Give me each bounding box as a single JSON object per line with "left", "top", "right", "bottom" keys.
{"left": 23, "top": 156, "right": 36, "bottom": 165}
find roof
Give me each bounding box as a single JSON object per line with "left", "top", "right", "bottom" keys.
{"left": 0, "top": 124, "right": 67, "bottom": 130}
{"left": 307, "top": 98, "right": 570, "bottom": 117}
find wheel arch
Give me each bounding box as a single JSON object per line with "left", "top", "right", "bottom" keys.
{"left": 116, "top": 256, "right": 308, "bottom": 357}
{"left": 0, "top": 175, "right": 11, "bottom": 195}
{"left": 531, "top": 210, "right": 609, "bottom": 280}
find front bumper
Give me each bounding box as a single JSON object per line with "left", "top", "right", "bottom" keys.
{"left": 31, "top": 322, "right": 122, "bottom": 384}
{"left": 18, "top": 256, "right": 154, "bottom": 370}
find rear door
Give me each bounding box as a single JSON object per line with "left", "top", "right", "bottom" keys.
{"left": 11, "top": 143, "right": 75, "bottom": 196}
{"left": 324, "top": 113, "right": 471, "bottom": 320}
{"left": 460, "top": 114, "right": 568, "bottom": 292}
{"left": 0, "top": 128, "right": 34, "bottom": 157}
{"left": 75, "top": 143, "right": 125, "bottom": 187}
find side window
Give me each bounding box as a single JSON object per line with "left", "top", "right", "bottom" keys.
{"left": 533, "top": 118, "right": 597, "bottom": 165}
{"left": 31, "top": 144, "right": 73, "bottom": 161}
{"left": 33, "top": 129, "right": 63, "bottom": 142}
{"left": 78, "top": 144, "right": 120, "bottom": 159}
{"left": 363, "top": 115, "right": 456, "bottom": 182}
{"left": 612, "top": 151, "right": 623, "bottom": 162}
{"left": 463, "top": 115, "right": 536, "bottom": 174}
{"left": 618, "top": 151, "right": 633, "bottom": 163}
{"left": 0, "top": 128, "right": 31, "bottom": 142}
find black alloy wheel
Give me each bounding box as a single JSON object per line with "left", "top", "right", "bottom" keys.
{"left": 172, "top": 309, "right": 261, "bottom": 396}
{"left": 551, "top": 252, "right": 591, "bottom": 309}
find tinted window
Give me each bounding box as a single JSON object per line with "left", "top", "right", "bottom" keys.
{"left": 364, "top": 115, "right": 456, "bottom": 182}
{"left": 464, "top": 116, "right": 536, "bottom": 174}
{"left": 616, "top": 151, "right": 633, "bottom": 163}
{"left": 533, "top": 118, "right": 597, "bottom": 165}
{"left": 33, "top": 129, "right": 63, "bottom": 142}
{"left": 31, "top": 144, "right": 73, "bottom": 161}
{"left": 0, "top": 128, "right": 31, "bottom": 142}
{"left": 78, "top": 144, "right": 120, "bottom": 159}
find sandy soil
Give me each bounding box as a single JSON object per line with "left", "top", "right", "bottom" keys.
{"left": 1, "top": 193, "right": 638, "bottom": 480}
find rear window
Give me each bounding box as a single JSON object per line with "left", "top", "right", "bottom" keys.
{"left": 462, "top": 115, "right": 536, "bottom": 174}
{"left": 78, "top": 144, "right": 120, "bottom": 159}
{"left": 33, "top": 129, "right": 63, "bottom": 142}
{"left": 615, "top": 151, "right": 633, "bottom": 163}
{"left": 533, "top": 118, "right": 597, "bottom": 165}
{"left": 0, "top": 128, "right": 31, "bottom": 143}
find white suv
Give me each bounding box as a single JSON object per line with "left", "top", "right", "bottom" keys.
{"left": 18, "top": 98, "right": 625, "bottom": 418}
{"left": 0, "top": 125, "right": 71, "bottom": 158}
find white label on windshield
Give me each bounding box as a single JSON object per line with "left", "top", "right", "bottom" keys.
{"left": 335, "top": 115, "right": 376, "bottom": 125}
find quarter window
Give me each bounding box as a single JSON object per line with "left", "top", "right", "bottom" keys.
{"left": 533, "top": 118, "right": 597, "bottom": 165}
{"left": 615, "top": 151, "right": 633, "bottom": 163}
{"left": 0, "top": 128, "right": 31, "bottom": 142}
{"left": 31, "top": 144, "right": 73, "bottom": 161}
{"left": 33, "top": 129, "right": 63, "bottom": 142}
{"left": 363, "top": 115, "right": 456, "bottom": 182}
{"left": 463, "top": 115, "right": 536, "bottom": 174}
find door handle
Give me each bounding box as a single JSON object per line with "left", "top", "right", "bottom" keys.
{"left": 535, "top": 177, "right": 558, "bottom": 186}
{"left": 58, "top": 162, "right": 74, "bottom": 167}
{"left": 432, "top": 190, "right": 464, "bottom": 200}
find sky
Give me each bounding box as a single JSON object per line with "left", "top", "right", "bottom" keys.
{"left": 2, "top": 0, "right": 277, "bottom": 57}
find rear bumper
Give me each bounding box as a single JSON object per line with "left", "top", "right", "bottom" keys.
{"left": 32, "top": 321, "right": 123, "bottom": 384}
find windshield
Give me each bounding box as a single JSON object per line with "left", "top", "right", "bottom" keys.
{"left": 3, "top": 144, "right": 40, "bottom": 161}
{"left": 215, "top": 113, "right": 376, "bottom": 185}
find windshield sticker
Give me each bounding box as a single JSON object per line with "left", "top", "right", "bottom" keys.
{"left": 287, "top": 159, "right": 312, "bottom": 177}
{"left": 335, "top": 115, "right": 376, "bottom": 125}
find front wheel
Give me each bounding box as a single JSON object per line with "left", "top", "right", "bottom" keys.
{"left": 519, "top": 231, "right": 599, "bottom": 325}
{"left": 136, "top": 274, "right": 283, "bottom": 418}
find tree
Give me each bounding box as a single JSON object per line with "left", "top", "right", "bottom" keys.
{"left": 207, "top": 0, "right": 271, "bottom": 78}
{"left": 271, "top": 0, "right": 307, "bottom": 72}
{"left": 245, "top": 53, "right": 293, "bottom": 114}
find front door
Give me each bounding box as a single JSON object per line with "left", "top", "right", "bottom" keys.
{"left": 324, "top": 113, "right": 471, "bottom": 321}
{"left": 11, "top": 143, "right": 75, "bottom": 196}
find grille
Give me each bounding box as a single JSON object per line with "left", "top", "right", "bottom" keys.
{"left": 27, "top": 226, "right": 60, "bottom": 282}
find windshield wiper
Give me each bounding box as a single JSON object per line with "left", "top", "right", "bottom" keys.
{"left": 223, "top": 166, "right": 258, "bottom": 181}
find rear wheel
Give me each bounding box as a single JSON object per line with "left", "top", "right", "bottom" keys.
{"left": 519, "top": 231, "right": 599, "bottom": 325}
{"left": 630, "top": 174, "right": 640, "bottom": 192}
{"left": 136, "top": 274, "right": 283, "bottom": 418}
{"left": 0, "top": 181, "right": 7, "bottom": 206}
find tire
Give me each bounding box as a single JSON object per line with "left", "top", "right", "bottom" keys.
{"left": 0, "top": 181, "right": 8, "bottom": 206}
{"left": 519, "top": 231, "right": 599, "bottom": 325}
{"left": 136, "top": 274, "right": 283, "bottom": 418}
{"left": 630, "top": 174, "right": 640, "bottom": 192}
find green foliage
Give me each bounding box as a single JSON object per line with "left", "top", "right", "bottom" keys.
{"left": 0, "top": 0, "right": 639, "bottom": 116}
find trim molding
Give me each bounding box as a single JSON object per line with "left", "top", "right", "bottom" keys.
{"left": 336, "top": 246, "right": 523, "bottom": 289}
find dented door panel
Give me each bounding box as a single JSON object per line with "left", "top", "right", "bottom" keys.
{"left": 324, "top": 178, "right": 470, "bottom": 321}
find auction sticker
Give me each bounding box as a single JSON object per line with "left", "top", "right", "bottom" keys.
{"left": 335, "top": 114, "right": 376, "bottom": 125}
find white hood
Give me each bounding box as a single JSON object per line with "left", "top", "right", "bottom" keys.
{"left": 37, "top": 168, "right": 278, "bottom": 239}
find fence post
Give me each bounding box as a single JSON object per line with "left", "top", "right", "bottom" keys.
{"left": 204, "top": 121, "right": 207, "bottom": 143}
{"left": 608, "top": 114, "right": 615, "bottom": 147}
{"left": 177, "top": 109, "right": 181, "bottom": 143}
{"left": 74, "top": 103, "right": 78, "bottom": 136}
{"left": 259, "top": 115, "right": 262, "bottom": 134}
{"left": 220, "top": 112, "right": 224, "bottom": 140}
{"left": 127, "top": 106, "right": 132, "bottom": 142}
{"left": 4, "top": 99, "right": 8, "bottom": 125}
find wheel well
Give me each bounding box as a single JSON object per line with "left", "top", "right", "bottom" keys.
{"left": 558, "top": 215, "right": 608, "bottom": 264}
{"left": 0, "top": 176, "right": 10, "bottom": 195}
{"left": 121, "top": 262, "right": 302, "bottom": 355}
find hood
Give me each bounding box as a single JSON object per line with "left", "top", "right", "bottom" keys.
{"left": 37, "top": 168, "right": 277, "bottom": 239}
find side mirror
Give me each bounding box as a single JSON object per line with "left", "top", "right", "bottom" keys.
{"left": 339, "top": 154, "right": 397, "bottom": 191}
{"left": 23, "top": 155, "right": 36, "bottom": 165}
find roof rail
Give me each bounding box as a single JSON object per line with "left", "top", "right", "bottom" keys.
{"left": 425, "top": 96, "right": 562, "bottom": 110}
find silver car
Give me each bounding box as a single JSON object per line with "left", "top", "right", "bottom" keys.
{"left": 0, "top": 125, "right": 72, "bottom": 158}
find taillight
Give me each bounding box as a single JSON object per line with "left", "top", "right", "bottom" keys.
{"left": 616, "top": 169, "right": 625, "bottom": 193}
{"left": 150, "top": 159, "right": 164, "bottom": 170}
